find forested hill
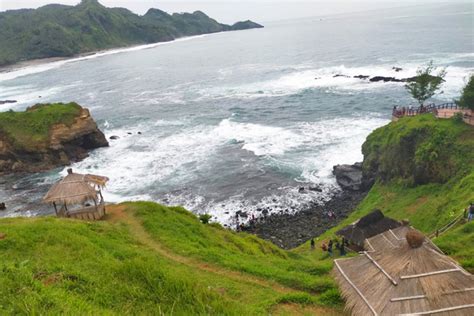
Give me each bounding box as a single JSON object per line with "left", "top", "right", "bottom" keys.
{"left": 0, "top": 0, "right": 263, "bottom": 66}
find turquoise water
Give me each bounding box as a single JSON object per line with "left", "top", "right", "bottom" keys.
{"left": 0, "top": 3, "right": 472, "bottom": 224}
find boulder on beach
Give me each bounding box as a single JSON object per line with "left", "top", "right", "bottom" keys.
{"left": 109, "top": 135, "right": 120, "bottom": 140}
{"left": 0, "top": 202, "right": 5, "bottom": 210}
{"left": 332, "top": 163, "right": 363, "bottom": 191}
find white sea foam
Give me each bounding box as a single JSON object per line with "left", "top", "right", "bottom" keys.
{"left": 0, "top": 35, "right": 209, "bottom": 82}
{"left": 200, "top": 60, "right": 473, "bottom": 100}
{"left": 68, "top": 114, "right": 388, "bottom": 225}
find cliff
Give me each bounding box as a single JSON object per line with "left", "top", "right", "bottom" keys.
{"left": 0, "top": 102, "right": 108, "bottom": 174}
{"left": 362, "top": 114, "right": 474, "bottom": 186}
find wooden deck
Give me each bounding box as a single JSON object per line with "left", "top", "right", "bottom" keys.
{"left": 58, "top": 202, "right": 106, "bottom": 220}
{"left": 392, "top": 103, "right": 474, "bottom": 125}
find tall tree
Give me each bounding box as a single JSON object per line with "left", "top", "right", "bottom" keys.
{"left": 405, "top": 61, "right": 446, "bottom": 106}
{"left": 456, "top": 74, "right": 474, "bottom": 110}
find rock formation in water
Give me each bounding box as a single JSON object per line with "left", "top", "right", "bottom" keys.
{"left": 0, "top": 102, "right": 108, "bottom": 174}
{"left": 332, "top": 163, "right": 364, "bottom": 191}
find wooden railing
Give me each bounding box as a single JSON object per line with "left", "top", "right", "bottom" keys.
{"left": 428, "top": 211, "right": 465, "bottom": 239}
{"left": 392, "top": 102, "right": 458, "bottom": 118}
{"left": 392, "top": 102, "right": 474, "bottom": 125}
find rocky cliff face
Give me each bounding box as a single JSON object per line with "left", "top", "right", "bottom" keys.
{"left": 0, "top": 106, "right": 108, "bottom": 174}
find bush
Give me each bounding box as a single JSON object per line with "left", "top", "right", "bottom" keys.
{"left": 456, "top": 74, "right": 474, "bottom": 110}
{"left": 198, "top": 214, "right": 212, "bottom": 224}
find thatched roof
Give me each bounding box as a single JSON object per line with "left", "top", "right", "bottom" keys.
{"left": 337, "top": 209, "right": 401, "bottom": 247}
{"left": 43, "top": 169, "right": 108, "bottom": 204}
{"left": 333, "top": 226, "right": 474, "bottom": 315}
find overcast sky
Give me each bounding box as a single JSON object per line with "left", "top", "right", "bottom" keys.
{"left": 0, "top": 0, "right": 469, "bottom": 23}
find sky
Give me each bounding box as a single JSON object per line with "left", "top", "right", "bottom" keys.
{"left": 0, "top": 0, "right": 469, "bottom": 23}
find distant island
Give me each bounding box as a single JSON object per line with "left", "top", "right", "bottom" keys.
{"left": 0, "top": 0, "right": 263, "bottom": 66}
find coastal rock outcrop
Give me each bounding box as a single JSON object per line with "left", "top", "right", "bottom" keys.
{"left": 0, "top": 103, "right": 108, "bottom": 174}
{"left": 332, "top": 163, "right": 363, "bottom": 191}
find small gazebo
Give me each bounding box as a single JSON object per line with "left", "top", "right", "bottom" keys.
{"left": 43, "top": 168, "right": 109, "bottom": 220}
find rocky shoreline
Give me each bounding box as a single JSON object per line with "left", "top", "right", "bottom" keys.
{"left": 243, "top": 163, "right": 368, "bottom": 249}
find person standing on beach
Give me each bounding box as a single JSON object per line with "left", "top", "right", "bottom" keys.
{"left": 328, "top": 240, "right": 333, "bottom": 256}
{"left": 310, "top": 238, "right": 315, "bottom": 250}
{"left": 468, "top": 202, "right": 474, "bottom": 222}
{"left": 340, "top": 237, "right": 346, "bottom": 256}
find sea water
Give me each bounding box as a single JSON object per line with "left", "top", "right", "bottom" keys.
{"left": 0, "top": 3, "right": 472, "bottom": 225}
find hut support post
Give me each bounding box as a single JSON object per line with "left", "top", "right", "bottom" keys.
{"left": 53, "top": 202, "right": 58, "bottom": 216}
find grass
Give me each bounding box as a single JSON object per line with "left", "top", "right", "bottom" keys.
{"left": 0, "top": 103, "right": 81, "bottom": 150}
{"left": 1, "top": 114, "right": 473, "bottom": 314}
{"left": 0, "top": 204, "right": 345, "bottom": 315}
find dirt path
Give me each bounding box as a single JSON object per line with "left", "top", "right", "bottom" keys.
{"left": 106, "top": 204, "right": 295, "bottom": 294}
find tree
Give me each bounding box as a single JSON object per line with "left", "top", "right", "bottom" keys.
{"left": 405, "top": 61, "right": 446, "bottom": 106}
{"left": 456, "top": 74, "right": 474, "bottom": 110}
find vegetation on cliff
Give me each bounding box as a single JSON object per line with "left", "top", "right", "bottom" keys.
{"left": 362, "top": 114, "right": 473, "bottom": 185}
{"left": 0, "top": 103, "right": 81, "bottom": 149}
{"left": 0, "top": 203, "right": 342, "bottom": 315}
{"left": 456, "top": 74, "right": 474, "bottom": 110}
{"left": 0, "top": 102, "right": 107, "bottom": 174}
{"left": 0, "top": 0, "right": 263, "bottom": 66}
{"left": 308, "top": 114, "right": 474, "bottom": 272}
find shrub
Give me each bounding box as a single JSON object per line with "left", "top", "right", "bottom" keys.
{"left": 456, "top": 74, "right": 474, "bottom": 110}
{"left": 198, "top": 214, "right": 212, "bottom": 224}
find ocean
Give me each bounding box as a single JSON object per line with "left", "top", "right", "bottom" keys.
{"left": 0, "top": 3, "right": 472, "bottom": 226}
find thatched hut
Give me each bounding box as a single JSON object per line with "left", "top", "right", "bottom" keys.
{"left": 333, "top": 226, "right": 474, "bottom": 315}
{"left": 43, "top": 168, "right": 109, "bottom": 220}
{"left": 336, "top": 209, "right": 401, "bottom": 249}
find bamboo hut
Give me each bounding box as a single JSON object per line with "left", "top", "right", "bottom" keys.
{"left": 333, "top": 226, "right": 474, "bottom": 315}
{"left": 336, "top": 209, "right": 401, "bottom": 249}
{"left": 43, "top": 168, "right": 109, "bottom": 220}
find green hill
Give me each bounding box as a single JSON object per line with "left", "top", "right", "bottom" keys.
{"left": 1, "top": 114, "right": 473, "bottom": 314}
{"left": 298, "top": 114, "right": 474, "bottom": 271}
{"left": 0, "top": 0, "right": 263, "bottom": 66}
{"left": 0, "top": 203, "right": 342, "bottom": 315}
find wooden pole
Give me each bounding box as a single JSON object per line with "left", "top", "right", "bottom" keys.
{"left": 53, "top": 202, "right": 58, "bottom": 216}
{"left": 397, "top": 304, "right": 474, "bottom": 315}
{"left": 400, "top": 268, "right": 460, "bottom": 279}
{"left": 334, "top": 259, "right": 378, "bottom": 316}
{"left": 363, "top": 252, "right": 398, "bottom": 285}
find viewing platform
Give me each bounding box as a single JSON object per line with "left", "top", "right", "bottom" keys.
{"left": 392, "top": 102, "right": 474, "bottom": 125}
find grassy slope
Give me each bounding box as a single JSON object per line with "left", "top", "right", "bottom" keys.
{"left": 0, "top": 203, "right": 344, "bottom": 315}
{"left": 1, "top": 115, "right": 473, "bottom": 314}
{"left": 0, "top": 102, "right": 81, "bottom": 150}
{"left": 297, "top": 115, "right": 474, "bottom": 272}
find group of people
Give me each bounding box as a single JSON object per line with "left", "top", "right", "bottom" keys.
{"left": 310, "top": 237, "right": 348, "bottom": 256}
{"left": 392, "top": 105, "right": 430, "bottom": 117}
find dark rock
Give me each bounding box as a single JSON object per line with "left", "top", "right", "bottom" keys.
{"left": 0, "top": 203, "right": 5, "bottom": 210}
{"left": 392, "top": 67, "right": 403, "bottom": 72}
{"left": 332, "top": 163, "right": 363, "bottom": 191}
{"left": 308, "top": 186, "right": 323, "bottom": 192}
{"left": 353, "top": 75, "right": 370, "bottom": 79}
{"left": 127, "top": 132, "right": 132, "bottom": 135}
{"left": 137, "top": 132, "right": 142, "bottom": 135}
{"left": 0, "top": 100, "right": 17, "bottom": 105}
{"left": 109, "top": 135, "right": 120, "bottom": 140}
{"left": 244, "top": 188, "right": 368, "bottom": 249}
{"left": 333, "top": 74, "right": 350, "bottom": 78}
{"left": 298, "top": 187, "right": 305, "bottom": 193}
{"left": 369, "top": 76, "right": 403, "bottom": 83}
